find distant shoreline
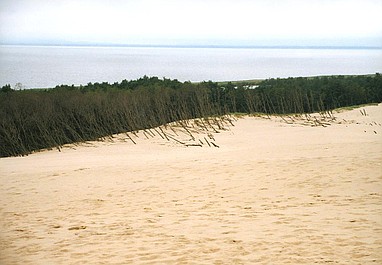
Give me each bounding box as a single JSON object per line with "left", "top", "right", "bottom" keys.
{"left": 1, "top": 43, "right": 381, "bottom": 50}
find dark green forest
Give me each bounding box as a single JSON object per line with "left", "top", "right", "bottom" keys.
{"left": 1, "top": 74, "right": 381, "bottom": 157}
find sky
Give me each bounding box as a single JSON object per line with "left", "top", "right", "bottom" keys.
{"left": 0, "top": 0, "right": 381, "bottom": 47}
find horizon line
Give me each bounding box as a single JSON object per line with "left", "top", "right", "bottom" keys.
{"left": 1, "top": 42, "right": 382, "bottom": 50}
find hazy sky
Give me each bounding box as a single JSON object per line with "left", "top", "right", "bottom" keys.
{"left": 1, "top": 0, "right": 381, "bottom": 46}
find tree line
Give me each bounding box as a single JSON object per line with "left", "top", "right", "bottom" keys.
{"left": 1, "top": 74, "right": 381, "bottom": 157}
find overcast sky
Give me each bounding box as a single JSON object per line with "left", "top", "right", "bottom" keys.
{"left": 1, "top": 0, "right": 381, "bottom": 46}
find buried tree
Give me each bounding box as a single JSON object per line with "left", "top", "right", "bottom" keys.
{"left": 0, "top": 74, "right": 381, "bottom": 157}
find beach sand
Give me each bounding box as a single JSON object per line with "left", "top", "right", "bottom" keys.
{"left": 1, "top": 104, "right": 381, "bottom": 264}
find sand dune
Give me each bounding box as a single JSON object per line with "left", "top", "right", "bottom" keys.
{"left": 1, "top": 104, "right": 381, "bottom": 264}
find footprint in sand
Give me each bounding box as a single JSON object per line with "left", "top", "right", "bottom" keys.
{"left": 68, "top": 225, "right": 87, "bottom": 230}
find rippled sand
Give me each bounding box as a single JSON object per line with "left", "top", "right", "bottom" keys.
{"left": 1, "top": 104, "right": 381, "bottom": 264}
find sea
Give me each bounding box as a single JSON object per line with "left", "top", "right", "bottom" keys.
{"left": 1, "top": 45, "right": 381, "bottom": 89}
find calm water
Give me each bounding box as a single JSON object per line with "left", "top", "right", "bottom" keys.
{"left": 1, "top": 45, "right": 381, "bottom": 88}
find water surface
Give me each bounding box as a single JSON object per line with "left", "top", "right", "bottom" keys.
{"left": 1, "top": 45, "right": 381, "bottom": 88}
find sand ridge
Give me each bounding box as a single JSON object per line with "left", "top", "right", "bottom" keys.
{"left": 1, "top": 104, "right": 381, "bottom": 264}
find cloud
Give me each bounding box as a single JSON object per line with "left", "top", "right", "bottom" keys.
{"left": 1, "top": 0, "right": 381, "bottom": 46}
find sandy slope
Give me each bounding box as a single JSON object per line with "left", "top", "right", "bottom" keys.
{"left": 1, "top": 104, "right": 381, "bottom": 264}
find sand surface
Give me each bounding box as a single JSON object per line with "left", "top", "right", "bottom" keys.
{"left": 1, "top": 104, "right": 382, "bottom": 264}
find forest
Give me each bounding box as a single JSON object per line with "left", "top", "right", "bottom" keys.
{"left": 1, "top": 74, "right": 381, "bottom": 157}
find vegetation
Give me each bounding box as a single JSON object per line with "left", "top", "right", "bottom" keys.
{"left": 1, "top": 74, "right": 381, "bottom": 157}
